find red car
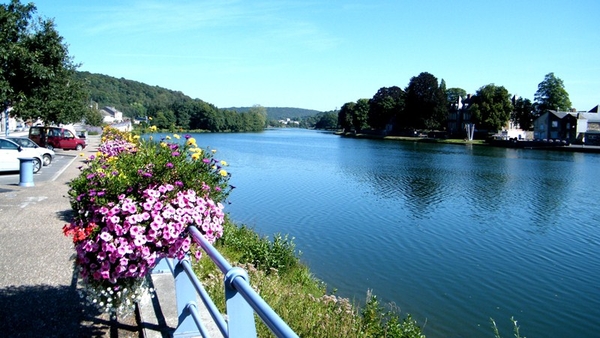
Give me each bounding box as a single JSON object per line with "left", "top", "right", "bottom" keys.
{"left": 29, "top": 126, "right": 87, "bottom": 151}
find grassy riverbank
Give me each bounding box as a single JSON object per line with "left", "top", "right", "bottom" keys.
{"left": 193, "top": 219, "right": 426, "bottom": 337}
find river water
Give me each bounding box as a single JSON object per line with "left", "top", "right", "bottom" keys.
{"left": 179, "top": 128, "right": 599, "bottom": 337}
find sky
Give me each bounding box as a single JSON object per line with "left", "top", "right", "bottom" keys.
{"left": 23, "top": 0, "right": 600, "bottom": 112}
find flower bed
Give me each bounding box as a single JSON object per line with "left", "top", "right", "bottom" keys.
{"left": 64, "top": 127, "right": 231, "bottom": 315}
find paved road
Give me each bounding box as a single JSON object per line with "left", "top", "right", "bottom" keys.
{"left": 0, "top": 151, "right": 79, "bottom": 187}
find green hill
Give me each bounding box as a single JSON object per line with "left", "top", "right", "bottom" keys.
{"left": 226, "top": 107, "right": 322, "bottom": 120}
{"left": 75, "top": 71, "right": 321, "bottom": 121}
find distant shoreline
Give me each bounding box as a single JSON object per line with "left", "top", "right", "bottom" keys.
{"left": 336, "top": 131, "right": 600, "bottom": 153}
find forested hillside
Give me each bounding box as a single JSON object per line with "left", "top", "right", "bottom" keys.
{"left": 226, "top": 106, "right": 321, "bottom": 120}
{"left": 74, "top": 71, "right": 331, "bottom": 131}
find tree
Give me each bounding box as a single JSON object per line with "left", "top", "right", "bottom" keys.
{"left": 1, "top": 0, "right": 87, "bottom": 125}
{"left": 368, "top": 86, "right": 405, "bottom": 131}
{"left": 468, "top": 84, "right": 512, "bottom": 132}
{"left": 534, "top": 72, "right": 572, "bottom": 115}
{"left": 403, "top": 72, "right": 448, "bottom": 130}
{"left": 512, "top": 97, "right": 534, "bottom": 130}
{"left": 338, "top": 102, "right": 355, "bottom": 132}
{"left": 83, "top": 108, "right": 104, "bottom": 127}
{"left": 352, "top": 98, "right": 370, "bottom": 132}
{"left": 446, "top": 87, "right": 467, "bottom": 107}
{"left": 314, "top": 111, "right": 338, "bottom": 129}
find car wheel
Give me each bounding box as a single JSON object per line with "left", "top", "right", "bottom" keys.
{"left": 32, "top": 158, "right": 42, "bottom": 174}
{"left": 43, "top": 154, "right": 52, "bottom": 166}
{"left": 76, "top": 144, "right": 83, "bottom": 151}
{"left": 47, "top": 145, "right": 54, "bottom": 151}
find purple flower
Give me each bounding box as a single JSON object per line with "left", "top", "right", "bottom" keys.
{"left": 171, "top": 151, "right": 180, "bottom": 157}
{"left": 166, "top": 162, "right": 174, "bottom": 168}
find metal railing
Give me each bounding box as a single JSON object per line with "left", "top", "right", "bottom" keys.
{"left": 152, "top": 226, "right": 299, "bottom": 338}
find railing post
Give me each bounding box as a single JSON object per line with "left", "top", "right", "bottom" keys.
{"left": 173, "top": 256, "right": 201, "bottom": 337}
{"left": 225, "top": 267, "right": 257, "bottom": 337}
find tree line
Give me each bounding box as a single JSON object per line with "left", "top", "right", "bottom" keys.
{"left": 337, "top": 71, "right": 572, "bottom": 137}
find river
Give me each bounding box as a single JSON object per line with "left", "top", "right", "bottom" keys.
{"left": 174, "top": 128, "right": 600, "bottom": 337}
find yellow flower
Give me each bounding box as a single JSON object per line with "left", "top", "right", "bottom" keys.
{"left": 148, "top": 116, "right": 153, "bottom": 120}
{"left": 133, "top": 135, "right": 140, "bottom": 140}
{"left": 211, "top": 149, "right": 217, "bottom": 153}
{"left": 149, "top": 125, "right": 157, "bottom": 131}
{"left": 220, "top": 160, "right": 227, "bottom": 166}
{"left": 173, "top": 134, "right": 180, "bottom": 139}
{"left": 160, "top": 142, "right": 167, "bottom": 148}
{"left": 79, "top": 153, "right": 84, "bottom": 157}
{"left": 165, "top": 136, "right": 171, "bottom": 140}
{"left": 191, "top": 153, "right": 200, "bottom": 161}
{"left": 186, "top": 138, "right": 196, "bottom": 146}
{"left": 219, "top": 169, "right": 228, "bottom": 177}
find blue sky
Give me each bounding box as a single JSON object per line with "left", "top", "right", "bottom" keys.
{"left": 28, "top": 0, "right": 600, "bottom": 112}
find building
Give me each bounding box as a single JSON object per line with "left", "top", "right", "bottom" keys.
{"left": 100, "top": 106, "right": 123, "bottom": 123}
{"left": 533, "top": 106, "right": 600, "bottom": 145}
{"left": 447, "top": 94, "right": 474, "bottom": 138}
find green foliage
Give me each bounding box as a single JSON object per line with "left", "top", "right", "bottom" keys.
{"left": 339, "top": 102, "right": 356, "bottom": 132}
{"left": 76, "top": 72, "right": 267, "bottom": 132}
{"left": 352, "top": 98, "right": 370, "bottom": 132}
{"left": 446, "top": 87, "right": 467, "bottom": 106}
{"left": 217, "top": 222, "right": 300, "bottom": 275}
{"left": 513, "top": 97, "right": 534, "bottom": 130}
{"left": 403, "top": 72, "right": 448, "bottom": 130}
{"left": 1, "top": 0, "right": 87, "bottom": 125}
{"left": 361, "top": 291, "right": 426, "bottom": 338}
{"left": 313, "top": 111, "right": 339, "bottom": 129}
{"left": 229, "top": 106, "right": 321, "bottom": 121}
{"left": 368, "top": 86, "right": 405, "bottom": 131}
{"left": 468, "top": 84, "right": 513, "bottom": 131}
{"left": 83, "top": 108, "right": 104, "bottom": 127}
{"left": 534, "top": 72, "right": 572, "bottom": 114}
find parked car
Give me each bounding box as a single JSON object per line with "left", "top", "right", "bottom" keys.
{"left": 1, "top": 137, "right": 55, "bottom": 166}
{"left": 0, "top": 138, "right": 43, "bottom": 173}
{"left": 29, "top": 126, "right": 87, "bottom": 151}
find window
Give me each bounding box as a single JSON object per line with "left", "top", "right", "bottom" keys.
{"left": 551, "top": 121, "right": 558, "bottom": 128}
{"left": 0, "top": 139, "right": 18, "bottom": 149}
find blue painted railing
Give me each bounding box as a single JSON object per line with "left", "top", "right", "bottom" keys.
{"left": 152, "top": 225, "right": 299, "bottom": 338}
